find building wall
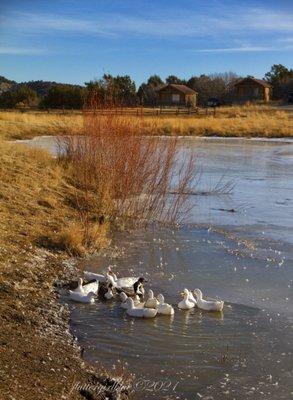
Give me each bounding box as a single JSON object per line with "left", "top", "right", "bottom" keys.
{"left": 234, "top": 83, "right": 270, "bottom": 102}
{"left": 158, "top": 88, "right": 196, "bottom": 106}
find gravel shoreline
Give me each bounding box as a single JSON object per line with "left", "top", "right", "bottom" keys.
{"left": 0, "top": 247, "right": 131, "bottom": 400}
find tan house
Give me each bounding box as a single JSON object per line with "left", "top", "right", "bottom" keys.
{"left": 234, "top": 77, "right": 271, "bottom": 103}
{"left": 157, "top": 84, "right": 197, "bottom": 107}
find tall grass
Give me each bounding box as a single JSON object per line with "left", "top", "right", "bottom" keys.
{"left": 0, "top": 106, "right": 292, "bottom": 140}
{"left": 60, "top": 101, "right": 196, "bottom": 228}
{"left": 142, "top": 109, "right": 292, "bottom": 137}
{"left": 0, "top": 111, "right": 83, "bottom": 140}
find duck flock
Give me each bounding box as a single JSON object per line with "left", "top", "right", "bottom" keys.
{"left": 69, "top": 266, "right": 224, "bottom": 318}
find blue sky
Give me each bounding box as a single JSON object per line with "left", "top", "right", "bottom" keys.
{"left": 0, "top": 0, "right": 292, "bottom": 86}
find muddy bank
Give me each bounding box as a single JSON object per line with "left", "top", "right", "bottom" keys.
{"left": 0, "top": 247, "right": 131, "bottom": 400}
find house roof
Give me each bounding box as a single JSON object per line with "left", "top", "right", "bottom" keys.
{"left": 157, "top": 83, "right": 197, "bottom": 94}
{"left": 234, "top": 77, "right": 271, "bottom": 88}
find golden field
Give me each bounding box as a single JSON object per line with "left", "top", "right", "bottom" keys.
{"left": 0, "top": 105, "right": 292, "bottom": 140}
{"left": 0, "top": 110, "right": 83, "bottom": 140}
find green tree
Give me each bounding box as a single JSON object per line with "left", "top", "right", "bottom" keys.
{"left": 0, "top": 85, "right": 38, "bottom": 108}
{"left": 16, "top": 86, "right": 38, "bottom": 106}
{"left": 137, "top": 75, "right": 164, "bottom": 106}
{"left": 0, "top": 91, "right": 16, "bottom": 108}
{"left": 165, "top": 75, "right": 186, "bottom": 85}
{"left": 265, "top": 64, "right": 293, "bottom": 99}
{"left": 85, "top": 74, "right": 136, "bottom": 106}
{"left": 187, "top": 73, "right": 238, "bottom": 105}
{"left": 112, "top": 75, "right": 136, "bottom": 104}
{"left": 41, "top": 85, "right": 84, "bottom": 109}
{"left": 146, "top": 75, "right": 164, "bottom": 87}
{"left": 265, "top": 64, "right": 293, "bottom": 85}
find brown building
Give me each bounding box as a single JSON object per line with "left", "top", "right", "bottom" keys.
{"left": 156, "top": 84, "right": 197, "bottom": 107}
{"left": 234, "top": 77, "right": 271, "bottom": 103}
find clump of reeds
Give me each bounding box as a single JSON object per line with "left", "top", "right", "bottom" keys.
{"left": 60, "top": 92, "right": 196, "bottom": 229}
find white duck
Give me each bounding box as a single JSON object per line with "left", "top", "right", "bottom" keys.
{"left": 83, "top": 266, "right": 114, "bottom": 283}
{"left": 73, "top": 277, "right": 84, "bottom": 293}
{"left": 108, "top": 274, "right": 140, "bottom": 289}
{"left": 188, "top": 290, "right": 197, "bottom": 306}
{"left": 157, "top": 294, "right": 174, "bottom": 315}
{"left": 178, "top": 289, "right": 195, "bottom": 310}
{"left": 120, "top": 292, "right": 143, "bottom": 309}
{"left": 74, "top": 278, "right": 99, "bottom": 295}
{"left": 145, "top": 289, "right": 159, "bottom": 308}
{"left": 107, "top": 275, "right": 145, "bottom": 295}
{"left": 125, "top": 298, "right": 157, "bottom": 318}
{"left": 69, "top": 290, "right": 96, "bottom": 303}
{"left": 193, "top": 289, "right": 224, "bottom": 312}
{"left": 83, "top": 271, "right": 107, "bottom": 282}
{"left": 104, "top": 284, "right": 114, "bottom": 300}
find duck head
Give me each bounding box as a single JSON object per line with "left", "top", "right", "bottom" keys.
{"left": 107, "top": 274, "right": 117, "bottom": 287}
{"left": 126, "top": 297, "right": 134, "bottom": 309}
{"left": 120, "top": 292, "right": 127, "bottom": 302}
{"left": 180, "top": 288, "right": 190, "bottom": 299}
{"left": 157, "top": 293, "right": 164, "bottom": 304}
{"left": 193, "top": 289, "right": 203, "bottom": 300}
{"left": 107, "top": 266, "right": 117, "bottom": 280}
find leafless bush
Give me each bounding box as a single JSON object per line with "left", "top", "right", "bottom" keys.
{"left": 59, "top": 93, "right": 196, "bottom": 229}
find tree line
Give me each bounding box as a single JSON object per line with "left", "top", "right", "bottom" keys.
{"left": 0, "top": 64, "right": 292, "bottom": 109}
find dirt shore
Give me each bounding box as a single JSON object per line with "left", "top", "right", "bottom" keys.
{"left": 0, "top": 246, "right": 131, "bottom": 400}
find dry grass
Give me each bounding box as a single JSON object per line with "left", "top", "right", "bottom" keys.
{"left": 0, "top": 105, "right": 292, "bottom": 140}
{"left": 0, "top": 110, "right": 83, "bottom": 140}
{"left": 0, "top": 139, "right": 109, "bottom": 264}
{"left": 143, "top": 108, "right": 292, "bottom": 138}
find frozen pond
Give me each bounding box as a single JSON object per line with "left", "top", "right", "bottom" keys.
{"left": 20, "top": 135, "right": 293, "bottom": 399}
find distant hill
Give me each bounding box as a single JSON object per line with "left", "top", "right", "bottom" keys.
{"left": 0, "top": 76, "right": 16, "bottom": 94}
{"left": 0, "top": 75, "right": 16, "bottom": 84}
{"left": 0, "top": 75, "right": 83, "bottom": 97}
{"left": 15, "top": 81, "right": 84, "bottom": 97}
